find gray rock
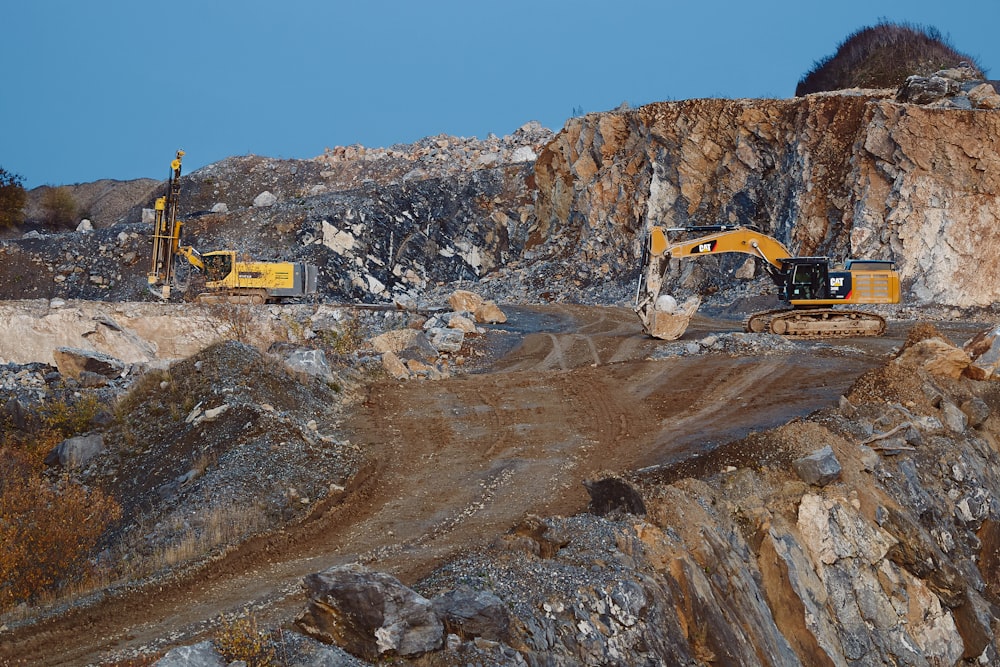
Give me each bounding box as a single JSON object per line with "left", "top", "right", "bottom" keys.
{"left": 45, "top": 433, "right": 105, "bottom": 468}
{"left": 284, "top": 348, "right": 333, "bottom": 381}
{"left": 78, "top": 370, "right": 110, "bottom": 388}
{"left": 296, "top": 563, "right": 444, "bottom": 660}
{"left": 941, "top": 401, "right": 968, "bottom": 433}
{"left": 431, "top": 586, "right": 512, "bottom": 642}
{"left": 154, "top": 640, "right": 225, "bottom": 666}
{"left": 793, "top": 445, "right": 842, "bottom": 486}
{"left": 253, "top": 191, "right": 277, "bottom": 207}
{"left": 897, "top": 75, "right": 961, "bottom": 104}
{"left": 426, "top": 327, "right": 464, "bottom": 353}
{"left": 3, "top": 397, "right": 29, "bottom": 430}
{"left": 961, "top": 397, "right": 990, "bottom": 429}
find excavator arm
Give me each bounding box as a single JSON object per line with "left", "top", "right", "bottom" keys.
{"left": 175, "top": 245, "right": 204, "bottom": 272}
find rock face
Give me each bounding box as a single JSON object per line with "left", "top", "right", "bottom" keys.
{"left": 534, "top": 90, "right": 1000, "bottom": 307}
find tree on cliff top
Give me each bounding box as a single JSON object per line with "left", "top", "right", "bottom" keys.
{"left": 796, "top": 21, "right": 984, "bottom": 95}
{"left": 0, "top": 167, "right": 26, "bottom": 229}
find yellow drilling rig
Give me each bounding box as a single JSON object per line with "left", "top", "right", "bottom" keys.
{"left": 148, "top": 150, "right": 318, "bottom": 304}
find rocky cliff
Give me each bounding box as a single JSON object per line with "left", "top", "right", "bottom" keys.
{"left": 534, "top": 86, "right": 1000, "bottom": 308}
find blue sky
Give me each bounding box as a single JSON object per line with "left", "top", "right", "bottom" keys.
{"left": 3, "top": 1, "right": 999, "bottom": 187}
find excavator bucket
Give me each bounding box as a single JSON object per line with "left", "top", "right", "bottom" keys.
{"left": 635, "top": 294, "right": 700, "bottom": 340}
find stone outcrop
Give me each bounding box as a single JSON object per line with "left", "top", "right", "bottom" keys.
{"left": 534, "top": 89, "right": 1000, "bottom": 307}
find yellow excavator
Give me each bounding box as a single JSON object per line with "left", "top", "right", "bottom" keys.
{"left": 148, "top": 150, "right": 318, "bottom": 304}
{"left": 634, "top": 224, "right": 901, "bottom": 338}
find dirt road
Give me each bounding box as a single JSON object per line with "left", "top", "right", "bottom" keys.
{"left": 0, "top": 305, "right": 917, "bottom": 665}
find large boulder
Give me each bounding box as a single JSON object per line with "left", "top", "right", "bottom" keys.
{"left": 448, "top": 290, "right": 507, "bottom": 324}
{"left": 426, "top": 327, "right": 464, "bottom": 353}
{"left": 964, "top": 326, "right": 1000, "bottom": 379}
{"left": 154, "top": 641, "right": 225, "bottom": 667}
{"left": 896, "top": 75, "right": 961, "bottom": 104}
{"left": 283, "top": 347, "right": 333, "bottom": 381}
{"left": 793, "top": 445, "right": 842, "bottom": 487}
{"left": 53, "top": 347, "right": 126, "bottom": 381}
{"left": 370, "top": 329, "right": 435, "bottom": 357}
{"left": 894, "top": 337, "right": 971, "bottom": 379}
{"left": 296, "top": 564, "right": 444, "bottom": 660}
{"left": 636, "top": 295, "right": 700, "bottom": 341}
{"left": 44, "top": 433, "right": 105, "bottom": 468}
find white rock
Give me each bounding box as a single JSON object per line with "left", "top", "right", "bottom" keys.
{"left": 511, "top": 146, "right": 537, "bottom": 163}
{"left": 253, "top": 191, "right": 277, "bottom": 207}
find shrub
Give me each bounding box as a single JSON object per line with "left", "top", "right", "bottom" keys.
{"left": 0, "top": 167, "right": 26, "bottom": 229}
{"left": 40, "top": 186, "right": 78, "bottom": 229}
{"left": 215, "top": 612, "right": 277, "bottom": 666}
{"left": 0, "top": 448, "right": 121, "bottom": 609}
{"left": 797, "top": 21, "right": 984, "bottom": 95}
{"left": 321, "top": 315, "right": 364, "bottom": 355}
{"left": 207, "top": 301, "right": 257, "bottom": 344}
{"left": 43, "top": 394, "right": 104, "bottom": 438}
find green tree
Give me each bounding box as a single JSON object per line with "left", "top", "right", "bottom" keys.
{"left": 41, "top": 186, "right": 78, "bottom": 229}
{"left": 0, "top": 167, "right": 27, "bottom": 229}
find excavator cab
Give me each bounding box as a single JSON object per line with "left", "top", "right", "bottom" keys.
{"left": 782, "top": 258, "right": 829, "bottom": 302}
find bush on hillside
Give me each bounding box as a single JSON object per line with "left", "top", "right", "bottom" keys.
{"left": 41, "top": 186, "right": 78, "bottom": 229}
{"left": 0, "top": 395, "right": 120, "bottom": 609}
{"left": 796, "top": 21, "right": 984, "bottom": 95}
{"left": 0, "top": 167, "right": 27, "bottom": 229}
{"left": 0, "top": 446, "right": 121, "bottom": 608}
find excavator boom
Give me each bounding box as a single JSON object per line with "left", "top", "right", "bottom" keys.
{"left": 651, "top": 225, "right": 791, "bottom": 274}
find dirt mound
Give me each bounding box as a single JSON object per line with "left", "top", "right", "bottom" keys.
{"left": 80, "top": 340, "right": 362, "bottom": 585}
{"left": 23, "top": 179, "right": 161, "bottom": 229}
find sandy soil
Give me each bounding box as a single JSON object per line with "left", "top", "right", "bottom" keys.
{"left": 0, "top": 304, "right": 961, "bottom": 665}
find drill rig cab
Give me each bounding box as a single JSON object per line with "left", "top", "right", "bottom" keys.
{"left": 635, "top": 225, "right": 901, "bottom": 338}
{"left": 147, "top": 150, "right": 318, "bottom": 304}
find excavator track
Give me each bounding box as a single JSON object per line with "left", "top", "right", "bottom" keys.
{"left": 745, "top": 308, "right": 886, "bottom": 338}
